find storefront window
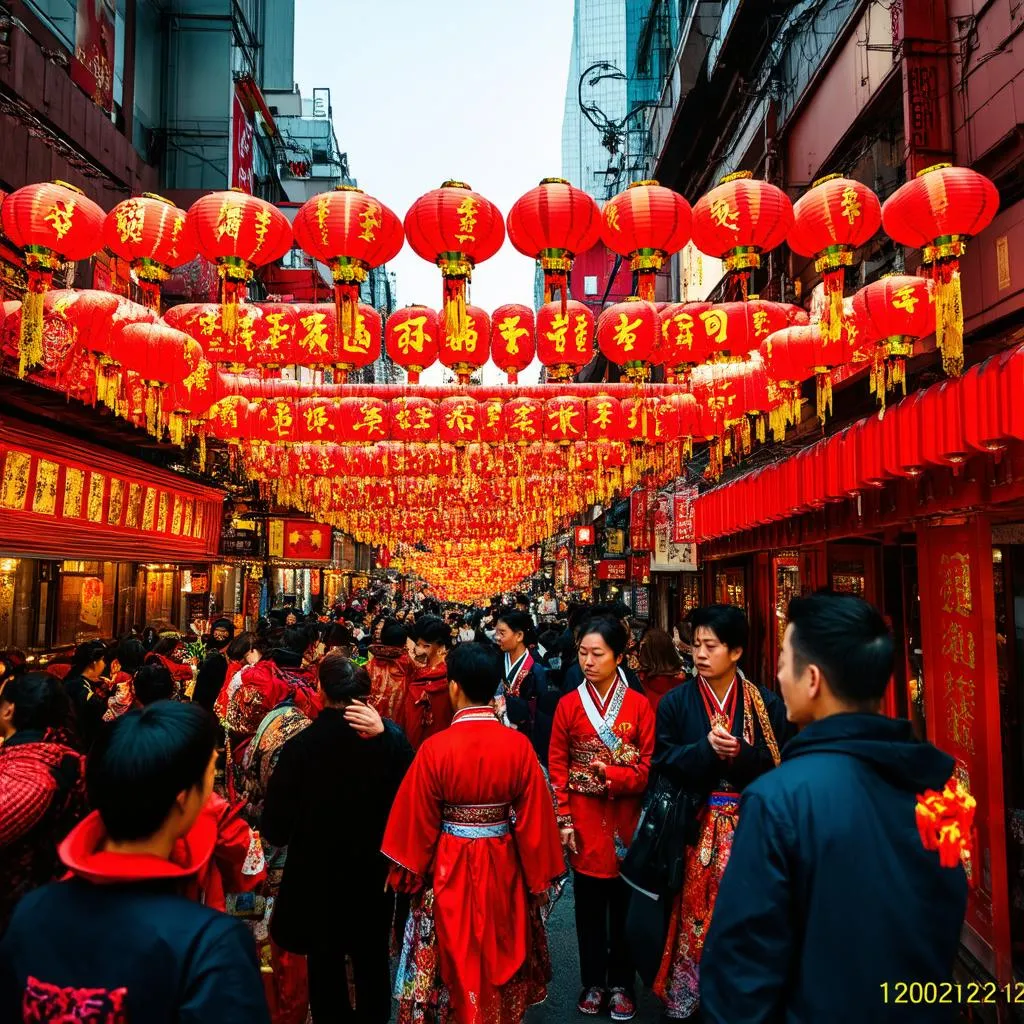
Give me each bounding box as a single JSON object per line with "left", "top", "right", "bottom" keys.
{"left": 57, "top": 561, "right": 117, "bottom": 645}
{"left": 140, "top": 567, "right": 180, "bottom": 630}
{"left": 713, "top": 567, "right": 746, "bottom": 611}
{"left": 0, "top": 557, "right": 35, "bottom": 650}
{"left": 773, "top": 555, "right": 802, "bottom": 672}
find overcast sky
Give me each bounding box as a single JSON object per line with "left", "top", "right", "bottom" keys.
{"left": 294, "top": 0, "right": 577, "bottom": 383}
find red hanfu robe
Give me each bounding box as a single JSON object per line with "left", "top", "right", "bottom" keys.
{"left": 396, "top": 660, "right": 453, "bottom": 750}
{"left": 548, "top": 674, "right": 656, "bottom": 878}
{"left": 382, "top": 705, "right": 564, "bottom": 1024}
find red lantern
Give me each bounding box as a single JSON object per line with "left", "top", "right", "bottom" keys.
{"left": 659, "top": 301, "right": 711, "bottom": 380}
{"left": 691, "top": 172, "right": 793, "bottom": 289}
{"left": 1, "top": 180, "right": 105, "bottom": 374}
{"left": 390, "top": 395, "right": 440, "bottom": 442}
{"left": 507, "top": 178, "right": 601, "bottom": 310}
{"left": 586, "top": 394, "right": 625, "bottom": 443}
{"left": 478, "top": 397, "right": 505, "bottom": 443}
{"left": 882, "top": 395, "right": 926, "bottom": 478}
{"left": 490, "top": 303, "right": 535, "bottom": 383}
{"left": 339, "top": 396, "right": 389, "bottom": 443}
{"left": 103, "top": 194, "right": 197, "bottom": 311}
{"left": 601, "top": 181, "right": 692, "bottom": 300}
{"left": 253, "top": 303, "right": 299, "bottom": 370}
{"left": 963, "top": 353, "right": 1006, "bottom": 454}
{"left": 404, "top": 181, "right": 504, "bottom": 341}
{"left": 163, "top": 358, "right": 221, "bottom": 445}
{"left": 186, "top": 189, "right": 292, "bottom": 342}
{"left": 621, "top": 397, "right": 661, "bottom": 444}
{"left": 439, "top": 395, "right": 481, "bottom": 446}
{"left": 439, "top": 304, "right": 490, "bottom": 383}
{"left": 503, "top": 397, "right": 544, "bottom": 445}
{"left": 536, "top": 300, "right": 594, "bottom": 381}
{"left": 596, "top": 298, "right": 658, "bottom": 381}
{"left": 292, "top": 398, "right": 340, "bottom": 443}
{"left": 760, "top": 327, "right": 814, "bottom": 427}
{"left": 882, "top": 163, "right": 999, "bottom": 376}
{"left": 292, "top": 186, "right": 403, "bottom": 355}
{"left": 855, "top": 415, "right": 889, "bottom": 489}
{"left": 163, "top": 302, "right": 266, "bottom": 372}
{"left": 788, "top": 176, "right": 881, "bottom": 342}
{"left": 850, "top": 276, "right": 935, "bottom": 402}
{"left": 115, "top": 322, "right": 202, "bottom": 387}
{"left": 386, "top": 306, "right": 439, "bottom": 383}
{"left": 544, "top": 395, "right": 586, "bottom": 446}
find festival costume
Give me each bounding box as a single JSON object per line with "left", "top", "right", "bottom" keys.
{"left": 382, "top": 705, "right": 564, "bottom": 1024}
{"left": 548, "top": 674, "right": 655, "bottom": 994}
{"left": 103, "top": 671, "right": 135, "bottom": 721}
{"left": 652, "top": 674, "right": 789, "bottom": 1020}
{"left": 638, "top": 671, "right": 685, "bottom": 715}
{"left": 396, "top": 660, "right": 452, "bottom": 750}
{"left": 367, "top": 643, "right": 414, "bottom": 720}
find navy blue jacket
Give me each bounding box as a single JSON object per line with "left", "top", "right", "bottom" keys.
{"left": 0, "top": 878, "right": 269, "bottom": 1023}
{"left": 701, "top": 713, "right": 968, "bottom": 1023}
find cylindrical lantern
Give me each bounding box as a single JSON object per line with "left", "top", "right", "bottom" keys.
{"left": 504, "top": 396, "right": 544, "bottom": 445}
{"left": 390, "top": 395, "right": 440, "bottom": 442}
{"left": 544, "top": 395, "right": 586, "bottom": 446}
{"left": 385, "top": 305, "right": 439, "bottom": 383}
{"left": 536, "top": 299, "right": 594, "bottom": 381}
{"left": 490, "top": 303, "right": 535, "bottom": 383}
{"left": 439, "top": 395, "right": 481, "bottom": 446}
{"left": 596, "top": 297, "right": 658, "bottom": 381}
{"left": 439, "top": 304, "right": 490, "bottom": 383}
{"left": 339, "top": 396, "right": 390, "bottom": 443}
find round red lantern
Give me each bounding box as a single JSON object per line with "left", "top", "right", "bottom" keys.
{"left": 596, "top": 298, "right": 658, "bottom": 381}
{"left": 507, "top": 178, "right": 601, "bottom": 310}
{"left": 114, "top": 322, "right": 202, "bottom": 387}
{"left": 504, "top": 396, "right": 544, "bottom": 445}
{"left": 293, "top": 397, "right": 341, "bottom": 443}
{"left": 390, "top": 395, "right": 440, "bottom": 442}
{"left": 536, "top": 299, "right": 594, "bottom": 381}
{"left": 601, "top": 180, "right": 692, "bottom": 301}
{"left": 692, "top": 172, "right": 792, "bottom": 285}
{"left": 103, "top": 194, "right": 197, "bottom": 311}
{"left": 404, "top": 181, "right": 505, "bottom": 341}
{"left": 162, "top": 302, "right": 265, "bottom": 372}
{"left": 882, "top": 163, "right": 999, "bottom": 376}
{"left": 385, "top": 306, "right": 439, "bottom": 383}
{"left": 439, "top": 395, "right": 481, "bottom": 446}
{"left": 478, "top": 396, "right": 505, "bottom": 444}
{"left": 186, "top": 189, "right": 292, "bottom": 341}
{"left": 850, "top": 276, "right": 935, "bottom": 402}
{"left": 439, "top": 304, "right": 490, "bottom": 383}
{"left": 253, "top": 302, "right": 299, "bottom": 370}
{"left": 788, "top": 176, "right": 881, "bottom": 342}
{"left": 339, "top": 396, "right": 389, "bottom": 444}
{"left": 2, "top": 180, "right": 105, "bottom": 374}
{"left": 659, "top": 301, "right": 711, "bottom": 380}
{"left": 544, "top": 395, "right": 586, "bottom": 446}
{"left": 292, "top": 186, "right": 403, "bottom": 353}
{"left": 490, "top": 303, "right": 536, "bottom": 384}
{"left": 759, "top": 326, "right": 815, "bottom": 425}
{"left": 586, "top": 394, "right": 625, "bottom": 444}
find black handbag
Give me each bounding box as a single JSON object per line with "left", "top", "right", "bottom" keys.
{"left": 619, "top": 773, "right": 701, "bottom": 900}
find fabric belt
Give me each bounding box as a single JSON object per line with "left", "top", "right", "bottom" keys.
{"left": 708, "top": 791, "right": 741, "bottom": 809}
{"left": 441, "top": 821, "right": 511, "bottom": 839}
{"left": 441, "top": 802, "right": 511, "bottom": 825}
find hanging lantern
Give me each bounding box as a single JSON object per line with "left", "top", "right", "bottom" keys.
{"left": 1, "top": 180, "right": 105, "bottom": 374}
{"left": 536, "top": 299, "right": 594, "bottom": 381}
{"left": 544, "top": 395, "right": 586, "bottom": 446}
{"left": 490, "top": 303, "right": 535, "bottom": 384}
{"left": 503, "top": 396, "right": 544, "bottom": 445}
{"left": 659, "top": 301, "right": 711, "bottom": 381}
{"left": 385, "top": 305, "right": 439, "bottom": 383}
{"left": 760, "top": 327, "right": 814, "bottom": 427}
{"left": 477, "top": 396, "right": 505, "bottom": 444}
{"left": 295, "top": 397, "right": 342, "bottom": 443}
{"left": 439, "top": 395, "right": 481, "bottom": 446}
{"left": 850, "top": 275, "right": 935, "bottom": 403}
{"left": 621, "top": 396, "right": 662, "bottom": 445}
{"left": 292, "top": 186, "right": 403, "bottom": 354}
{"left": 596, "top": 297, "right": 658, "bottom": 382}
{"left": 439, "top": 304, "right": 490, "bottom": 383}
{"left": 404, "top": 181, "right": 504, "bottom": 341}
{"left": 586, "top": 394, "right": 625, "bottom": 443}
{"left": 390, "top": 394, "right": 440, "bottom": 442}
{"left": 103, "top": 194, "right": 197, "bottom": 311}
{"left": 339, "top": 396, "right": 390, "bottom": 443}
{"left": 765, "top": 320, "right": 853, "bottom": 424}
{"left": 788, "top": 176, "right": 881, "bottom": 342}
{"left": 507, "top": 178, "right": 601, "bottom": 312}
{"left": 601, "top": 180, "right": 692, "bottom": 301}
{"left": 162, "top": 302, "right": 266, "bottom": 372}
{"left": 963, "top": 353, "right": 1007, "bottom": 454}
{"left": 186, "top": 189, "right": 292, "bottom": 342}
{"left": 881, "top": 163, "right": 999, "bottom": 376}
{"left": 691, "top": 172, "right": 793, "bottom": 295}
{"left": 332, "top": 302, "right": 382, "bottom": 381}
{"left": 882, "top": 394, "right": 927, "bottom": 478}
{"left": 163, "top": 358, "right": 221, "bottom": 446}
{"left": 252, "top": 302, "right": 299, "bottom": 371}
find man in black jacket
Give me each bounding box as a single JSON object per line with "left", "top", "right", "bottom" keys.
{"left": 701, "top": 594, "right": 969, "bottom": 1023}
{"left": 0, "top": 701, "right": 268, "bottom": 1023}
{"left": 262, "top": 651, "right": 413, "bottom": 1024}
{"left": 191, "top": 617, "right": 235, "bottom": 711}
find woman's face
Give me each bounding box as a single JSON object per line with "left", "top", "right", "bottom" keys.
{"left": 244, "top": 648, "right": 261, "bottom": 667}
{"left": 578, "top": 631, "right": 622, "bottom": 686}
{"left": 284, "top": 612, "right": 298, "bottom": 627}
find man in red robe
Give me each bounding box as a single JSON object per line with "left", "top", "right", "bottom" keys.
{"left": 395, "top": 615, "right": 453, "bottom": 749}
{"left": 382, "top": 642, "right": 564, "bottom": 1024}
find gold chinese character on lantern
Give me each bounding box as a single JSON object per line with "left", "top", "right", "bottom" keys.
{"left": 342, "top": 313, "right": 371, "bottom": 355}
{"left": 359, "top": 203, "right": 382, "bottom": 243}
{"left": 198, "top": 308, "right": 221, "bottom": 338}
{"left": 455, "top": 196, "right": 478, "bottom": 244}
{"left": 299, "top": 312, "right": 330, "bottom": 355}
{"left": 253, "top": 209, "right": 272, "bottom": 253}
{"left": 115, "top": 200, "right": 145, "bottom": 245}
{"left": 265, "top": 312, "right": 290, "bottom": 351}
{"left": 486, "top": 402, "right": 501, "bottom": 428}
{"left": 573, "top": 314, "right": 590, "bottom": 354}
{"left": 510, "top": 405, "right": 538, "bottom": 437}
{"left": 394, "top": 315, "right": 429, "bottom": 356}
{"left": 216, "top": 201, "right": 243, "bottom": 242}
{"left": 593, "top": 400, "right": 614, "bottom": 431}
{"left": 546, "top": 314, "right": 569, "bottom": 354}
{"left": 627, "top": 405, "right": 642, "bottom": 430}
{"left": 304, "top": 405, "right": 330, "bottom": 435}
{"left": 184, "top": 359, "right": 210, "bottom": 394}
{"left": 413, "top": 407, "right": 434, "bottom": 430}
{"left": 939, "top": 552, "right": 972, "bottom": 616}
{"left": 752, "top": 309, "right": 770, "bottom": 337}
{"left": 354, "top": 403, "right": 385, "bottom": 436}
{"left": 170, "top": 215, "right": 185, "bottom": 259}
{"left": 44, "top": 199, "right": 77, "bottom": 241}
{"left": 840, "top": 186, "right": 862, "bottom": 225}
{"left": 236, "top": 309, "right": 256, "bottom": 351}
{"left": 709, "top": 197, "right": 740, "bottom": 232}
{"left": 448, "top": 315, "right": 478, "bottom": 354}
{"left": 394, "top": 407, "right": 413, "bottom": 431}
{"left": 316, "top": 196, "right": 331, "bottom": 245}
{"left": 668, "top": 313, "right": 695, "bottom": 349}
{"left": 270, "top": 402, "right": 293, "bottom": 437}
{"left": 700, "top": 308, "right": 728, "bottom": 344}
{"left": 498, "top": 315, "right": 529, "bottom": 354}
{"left": 612, "top": 313, "right": 643, "bottom": 353}
{"left": 892, "top": 285, "right": 920, "bottom": 314}
{"left": 445, "top": 404, "right": 475, "bottom": 434}
{"left": 550, "top": 405, "right": 581, "bottom": 436}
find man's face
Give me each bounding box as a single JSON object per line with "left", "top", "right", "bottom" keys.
{"left": 413, "top": 638, "right": 443, "bottom": 666}
{"left": 494, "top": 621, "right": 522, "bottom": 654}
{"left": 212, "top": 626, "right": 230, "bottom": 645}
{"left": 778, "top": 622, "right": 814, "bottom": 724}
{"left": 692, "top": 625, "right": 741, "bottom": 682}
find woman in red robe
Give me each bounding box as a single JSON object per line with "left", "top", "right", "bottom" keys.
{"left": 549, "top": 617, "right": 655, "bottom": 1022}
{"left": 395, "top": 616, "right": 453, "bottom": 750}
{"left": 382, "top": 643, "right": 564, "bottom": 1024}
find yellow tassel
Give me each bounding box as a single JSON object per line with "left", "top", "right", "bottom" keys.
{"left": 756, "top": 414, "right": 766, "bottom": 445}
{"left": 937, "top": 267, "right": 964, "bottom": 377}
{"left": 19, "top": 290, "right": 45, "bottom": 377}
{"left": 828, "top": 281, "right": 845, "bottom": 343}
{"left": 817, "top": 374, "right": 832, "bottom": 425}
{"left": 199, "top": 433, "right": 207, "bottom": 471}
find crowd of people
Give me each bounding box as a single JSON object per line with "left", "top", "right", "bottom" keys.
{"left": 0, "top": 585, "right": 973, "bottom": 1023}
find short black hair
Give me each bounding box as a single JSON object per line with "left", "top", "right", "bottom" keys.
{"left": 133, "top": 664, "right": 175, "bottom": 706}
{"left": 447, "top": 642, "right": 502, "bottom": 705}
{"left": 691, "top": 604, "right": 748, "bottom": 652}
{"left": 112, "top": 638, "right": 146, "bottom": 674}
{"left": 283, "top": 626, "right": 311, "bottom": 655}
{"left": 71, "top": 640, "right": 107, "bottom": 673}
{"left": 412, "top": 615, "right": 452, "bottom": 648}
{"left": 379, "top": 618, "right": 408, "bottom": 647}
{"left": 319, "top": 651, "right": 371, "bottom": 704}
{"left": 87, "top": 702, "right": 219, "bottom": 841}
{"left": 592, "top": 600, "right": 631, "bottom": 623}
{"left": 787, "top": 593, "right": 894, "bottom": 705}
{"left": 227, "top": 631, "right": 264, "bottom": 662}
{"left": 0, "top": 671, "right": 71, "bottom": 732}
{"left": 496, "top": 608, "right": 537, "bottom": 644}
{"left": 577, "top": 617, "right": 629, "bottom": 658}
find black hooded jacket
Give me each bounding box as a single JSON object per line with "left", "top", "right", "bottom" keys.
{"left": 700, "top": 713, "right": 969, "bottom": 1023}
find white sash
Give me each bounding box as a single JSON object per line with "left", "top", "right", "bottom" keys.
{"left": 577, "top": 670, "right": 628, "bottom": 755}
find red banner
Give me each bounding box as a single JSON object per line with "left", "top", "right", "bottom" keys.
{"left": 231, "top": 91, "right": 255, "bottom": 193}
{"left": 672, "top": 484, "right": 697, "bottom": 544}
{"left": 71, "top": 0, "right": 115, "bottom": 112}
{"left": 574, "top": 525, "right": 595, "bottom": 547}
{"left": 597, "top": 559, "right": 627, "bottom": 581}
{"left": 282, "top": 520, "right": 331, "bottom": 561}
{"left": 628, "top": 553, "right": 651, "bottom": 584}
{"left": 629, "top": 489, "right": 653, "bottom": 551}
{"left": 918, "top": 518, "right": 1010, "bottom": 981}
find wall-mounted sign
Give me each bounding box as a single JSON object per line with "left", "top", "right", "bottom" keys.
{"left": 575, "top": 525, "right": 595, "bottom": 547}
{"left": 605, "top": 528, "right": 626, "bottom": 555}
{"left": 597, "top": 559, "right": 627, "bottom": 581}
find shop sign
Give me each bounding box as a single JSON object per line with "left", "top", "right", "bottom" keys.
{"left": 672, "top": 484, "right": 698, "bottom": 544}
{"left": 571, "top": 556, "right": 592, "bottom": 591}
{"left": 605, "top": 528, "right": 626, "bottom": 555}
{"left": 632, "top": 586, "right": 650, "bottom": 618}
{"left": 630, "top": 489, "right": 653, "bottom": 551}
{"left": 574, "top": 525, "right": 595, "bottom": 547}
{"left": 556, "top": 545, "right": 570, "bottom": 562}
{"left": 280, "top": 520, "right": 331, "bottom": 561}
{"left": 220, "top": 523, "right": 262, "bottom": 558}
{"left": 190, "top": 571, "right": 209, "bottom": 594}
{"left": 71, "top": 0, "right": 115, "bottom": 112}
{"left": 628, "top": 553, "right": 651, "bottom": 584}
{"left": 597, "top": 559, "right": 627, "bottom": 581}
{"left": 231, "top": 89, "right": 255, "bottom": 193}
{"left": 653, "top": 491, "right": 698, "bottom": 571}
